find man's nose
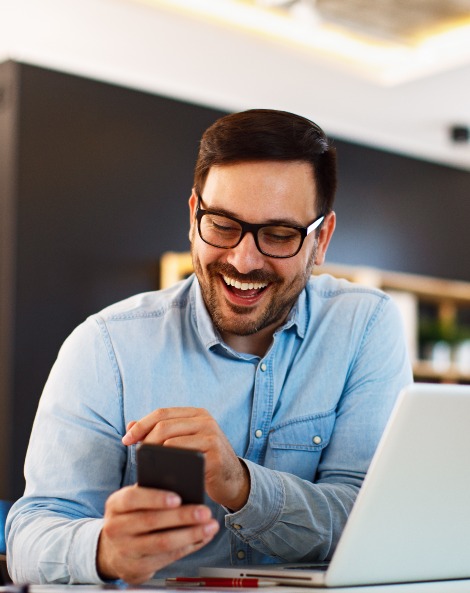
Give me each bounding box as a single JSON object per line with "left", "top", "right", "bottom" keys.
{"left": 226, "top": 231, "right": 265, "bottom": 273}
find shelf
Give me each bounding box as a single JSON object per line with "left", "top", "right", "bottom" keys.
{"left": 413, "top": 360, "right": 470, "bottom": 384}
{"left": 315, "top": 263, "right": 470, "bottom": 305}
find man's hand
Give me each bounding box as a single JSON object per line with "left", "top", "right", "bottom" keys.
{"left": 122, "top": 407, "right": 250, "bottom": 511}
{"left": 97, "top": 484, "right": 219, "bottom": 584}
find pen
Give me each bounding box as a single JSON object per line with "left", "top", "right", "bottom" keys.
{"left": 166, "top": 577, "right": 277, "bottom": 587}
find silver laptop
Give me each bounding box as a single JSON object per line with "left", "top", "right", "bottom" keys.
{"left": 201, "top": 383, "right": 470, "bottom": 587}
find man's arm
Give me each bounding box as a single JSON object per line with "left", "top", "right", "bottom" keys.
{"left": 6, "top": 317, "right": 218, "bottom": 585}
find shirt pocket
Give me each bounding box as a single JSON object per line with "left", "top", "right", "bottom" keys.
{"left": 265, "top": 411, "right": 336, "bottom": 480}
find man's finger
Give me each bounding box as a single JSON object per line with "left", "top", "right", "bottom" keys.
{"left": 117, "top": 535, "right": 216, "bottom": 585}
{"left": 103, "top": 504, "right": 214, "bottom": 541}
{"left": 129, "top": 520, "right": 219, "bottom": 558}
{"left": 106, "top": 485, "right": 182, "bottom": 514}
{"left": 122, "top": 407, "right": 206, "bottom": 445}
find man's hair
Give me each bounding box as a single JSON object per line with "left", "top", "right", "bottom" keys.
{"left": 193, "top": 109, "right": 337, "bottom": 215}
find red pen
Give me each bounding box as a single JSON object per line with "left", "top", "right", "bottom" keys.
{"left": 166, "top": 577, "right": 277, "bottom": 587}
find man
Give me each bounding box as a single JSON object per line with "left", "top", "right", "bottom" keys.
{"left": 7, "top": 109, "right": 412, "bottom": 585}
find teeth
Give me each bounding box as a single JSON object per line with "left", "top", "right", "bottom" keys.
{"left": 223, "top": 275, "right": 268, "bottom": 290}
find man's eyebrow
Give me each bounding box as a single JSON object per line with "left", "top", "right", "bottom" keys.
{"left": 202, "top": 202, "right": 305, "bottom": 228}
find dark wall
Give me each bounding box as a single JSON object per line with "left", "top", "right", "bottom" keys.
{"left": 7, "top": 62, "right": 225, "bottom": 498}
{"left": 329, "top": 140, "right": 470, "bottom": 280}
{"left": 0, "top": 61, "right": 19, "bottom": 501}
{"left": 2, "top": 61, "right": 470, "bottom": 498}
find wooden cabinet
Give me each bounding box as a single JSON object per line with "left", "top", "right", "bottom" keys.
{"left": 160, "top": 253, "right": 470, "bottom": 383}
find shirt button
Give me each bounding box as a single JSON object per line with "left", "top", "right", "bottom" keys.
{"left": 237, "top": 550, "right": 246, "bottom": 560}
{"left": 312, "top": 435, "right": 322, "bottom": 445}
{"left": 260, "top": 363, "right": 267, "bottom": 372}
{"left": 255, "top": 429, "right": 263, "bottom": 438}
{"left": 233, "top": 523, "right": 242, "bottom": 530}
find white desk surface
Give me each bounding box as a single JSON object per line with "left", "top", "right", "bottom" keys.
{"left": 3, "top": 580, "right": 470, "bottom": 593}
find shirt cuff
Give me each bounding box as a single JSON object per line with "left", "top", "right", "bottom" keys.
{"left": 224, "top": 459, "right": 285, "bottom": 540}
{"left": 67, "top": 518, "right": 110, "bottom": 584}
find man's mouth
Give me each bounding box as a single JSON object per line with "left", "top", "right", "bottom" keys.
{"left": 222, "top": 275, "right": 268, "bottom": 291}
{"left": 222, "top": 274, "right": 269, "bottom": 303}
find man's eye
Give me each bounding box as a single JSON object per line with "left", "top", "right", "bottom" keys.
{"left": 213, "top": 222, "right": 236, "bottom": 232}
{"left": 209, "top": 217, "right": 239, "bottom": 233}
{"left": 263, "top": 228, "right": 298, "bottom": 243}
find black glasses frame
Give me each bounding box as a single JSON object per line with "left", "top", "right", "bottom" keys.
{"left": 195, "top": 195, "right": 324, "bottom": 259}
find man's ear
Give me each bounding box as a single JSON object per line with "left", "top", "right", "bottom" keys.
{"left": 314, "top": 211, "right": 336, "bottom": 266}
{"left": 188, "top": 190, "right": 198, "bottom": 242}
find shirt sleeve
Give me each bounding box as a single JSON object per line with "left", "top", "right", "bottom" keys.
{"left": 6, "top": 316, "right": 126, "bottom": 584}
{"left": 225, "top": 295, "right": 413, "bottom": 562}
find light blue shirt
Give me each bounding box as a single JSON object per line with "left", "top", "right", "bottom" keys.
{"left": 6, "top": 273, "right": 412, "bottom": 584}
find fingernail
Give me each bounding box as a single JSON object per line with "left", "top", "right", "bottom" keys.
{"left": 166, "top": 493, "right": 182, "bottom": 507}
{"left": 204, "top": 521, "right": 219, "bottom": 535}
{"left": 122, "top": 432, "right": 132, "bottom": 445}
{"left": 194, "top": 506, "right": 210, "bottom": 521}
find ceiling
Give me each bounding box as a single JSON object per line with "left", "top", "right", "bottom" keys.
{"left": 1, "top": 0, "right": 470, "bottom": 170}
{"left": 300, "top": 0, "right": 470, "bottom": 44}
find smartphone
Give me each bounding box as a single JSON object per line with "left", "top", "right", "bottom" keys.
{"left": 137, "top": 443, "right": 205, "bottom": 504}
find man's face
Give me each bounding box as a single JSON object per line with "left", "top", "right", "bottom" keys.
{"left": 189, "top": 160, "right": 335, "bottom": 342}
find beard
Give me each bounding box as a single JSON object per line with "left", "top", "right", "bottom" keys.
{"left": 191, "top": 241, "right": 317, "bottom": 338}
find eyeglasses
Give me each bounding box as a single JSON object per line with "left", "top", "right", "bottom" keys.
{"left": 195, "top": 195, "right": 324, "bottom": 259}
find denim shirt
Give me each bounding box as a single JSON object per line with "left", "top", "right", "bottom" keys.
{"left": 7, "top": 273, "right": 412, "bottom": 584}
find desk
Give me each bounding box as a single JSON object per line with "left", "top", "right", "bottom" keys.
{"left": 3, "top": 581, "right": 470, "bottom": 593}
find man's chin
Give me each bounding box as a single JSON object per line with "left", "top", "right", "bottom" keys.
{"left": 213, "top": 310, "right": 264, "bottom": 337}
{"left": 213, "top": 299, "right": 289, "bottom": 337}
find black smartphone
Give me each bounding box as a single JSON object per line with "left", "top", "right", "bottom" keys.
{"left": 137, "top": 443, "right": 205, "bottom": 504}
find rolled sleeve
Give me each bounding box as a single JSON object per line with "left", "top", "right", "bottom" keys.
{"left": 226, "top": 460, "right": 357, "bottom": 561}
{"left": 225, "top": 459, "right": 285, "bottom": 542}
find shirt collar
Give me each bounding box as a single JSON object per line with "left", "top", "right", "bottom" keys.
{"left": 190, "top": 277, "right": 221, "bottom": 349}
{"left": 282, "top": 286, "right": 308, "bottom": 339}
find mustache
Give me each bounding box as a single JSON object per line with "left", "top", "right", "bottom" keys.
{"left": 207, "top": 262, "right": 279, "bottom": 284}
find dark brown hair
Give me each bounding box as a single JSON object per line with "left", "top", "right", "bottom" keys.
{"left": 193, "top": 109, "right": 337, "bottom": 215}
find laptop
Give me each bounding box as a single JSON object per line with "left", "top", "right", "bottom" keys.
{"left": 201, "top": 383, "right": 470, "bottom": 587}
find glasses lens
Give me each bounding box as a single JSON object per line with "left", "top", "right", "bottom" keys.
{"left": 199, "top": 212, "right": 303, "bottom": 258}
{"left": 200, "top": 213, "right": 242, "bottom": 248}
{"left": 258, "top": 226, "right": 302, "bottom": 257}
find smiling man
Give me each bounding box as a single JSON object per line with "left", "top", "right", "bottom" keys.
{"left": 190, "top": 159, "right": 333, "bottom": 355}
{"left": 7, "top": 109, "right": 412, "bottom": 585}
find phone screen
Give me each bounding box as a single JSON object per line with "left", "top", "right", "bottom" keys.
{"left": 137, "top": 443, "right": 205, "bottom": 504}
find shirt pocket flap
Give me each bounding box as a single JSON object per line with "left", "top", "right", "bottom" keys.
{"left": 269, "top": 412, "right": 335, "bottom": 452}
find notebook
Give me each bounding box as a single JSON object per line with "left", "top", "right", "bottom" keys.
{"left": 200, "top": 383, "right": 470, "bottom": 587}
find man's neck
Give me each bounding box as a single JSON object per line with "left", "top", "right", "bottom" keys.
{"left": 221, "top": 325, "right": 275, "bottom": 358}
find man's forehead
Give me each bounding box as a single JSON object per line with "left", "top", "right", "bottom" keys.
{"left": 201, "top": 161, "right": 318, "bottom": 218}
